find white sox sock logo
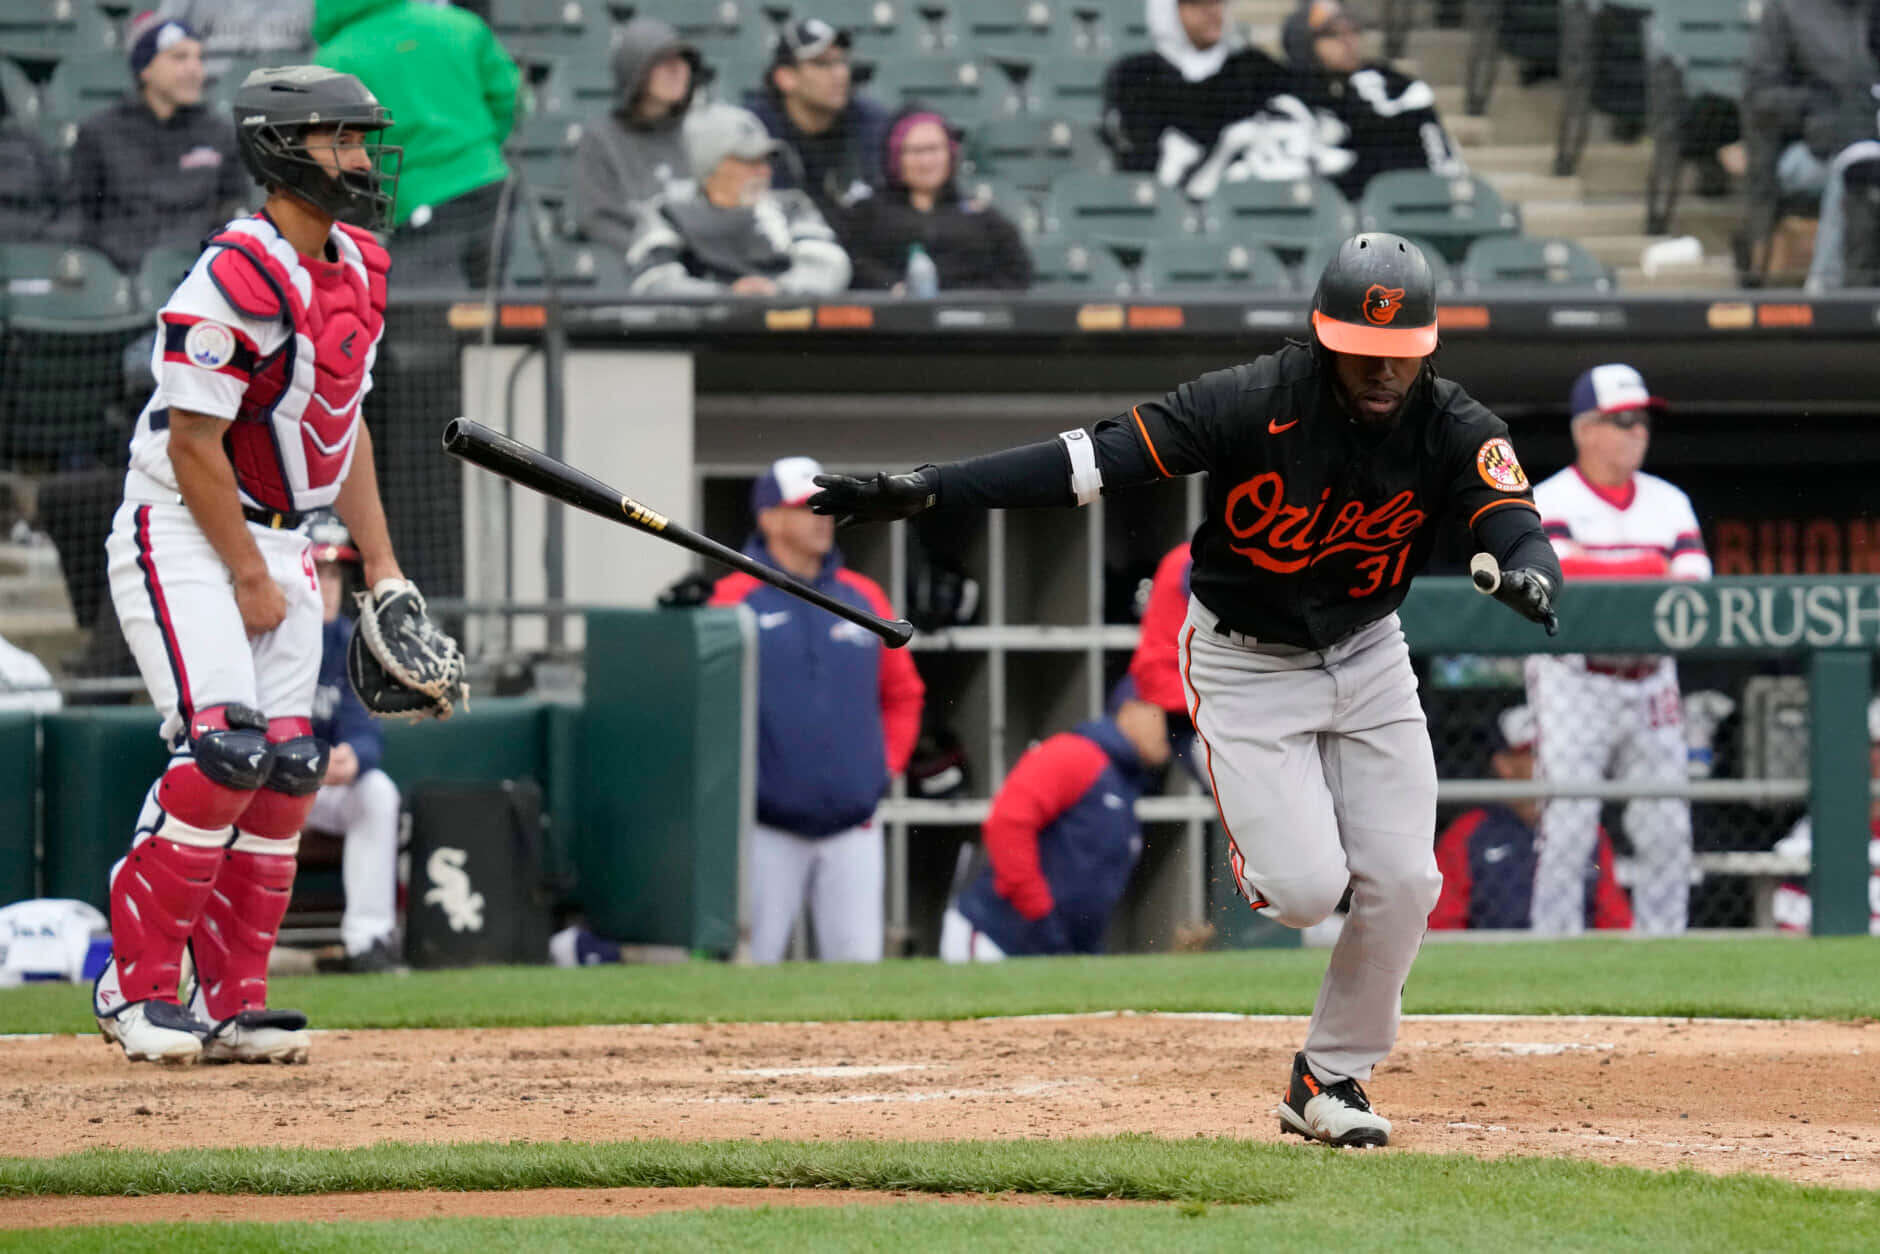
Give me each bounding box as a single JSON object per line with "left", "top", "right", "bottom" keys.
{"left": 423, "top": 847, "right": 486, "bottom": 932}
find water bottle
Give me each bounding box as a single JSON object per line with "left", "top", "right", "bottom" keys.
{"left": 905, "top": 243, "right": 939, "bottom": 299}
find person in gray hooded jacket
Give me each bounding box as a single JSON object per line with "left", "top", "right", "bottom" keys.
{"left": 625, "top": 103, "right": 850, "bottom": 297}
{"left": 574, "top": 16, "right": 702, "bottom": 256}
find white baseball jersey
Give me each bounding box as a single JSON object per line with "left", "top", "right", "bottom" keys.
{"left": 1532, "top": 467, "right": 1711, "bottom": 581}
{"left": 125, "top": 215, "right": 387, "bottom": 515}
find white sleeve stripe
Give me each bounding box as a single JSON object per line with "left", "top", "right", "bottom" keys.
{"left": 1060, "top": 429, "right": 1102, "bottom": 506}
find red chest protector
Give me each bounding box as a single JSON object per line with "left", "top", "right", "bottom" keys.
{"left": 204, "top": 218, "right": 390, "bottom": 509}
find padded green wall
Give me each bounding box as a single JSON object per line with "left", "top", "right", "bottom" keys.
{"left": 578, "top": 609, "right": 746, "bottom": 956}
{"left": 0, "top": 714, "right": 37, "bottom": 904}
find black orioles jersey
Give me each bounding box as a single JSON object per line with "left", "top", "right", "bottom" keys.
{"left": 1085, "top": 343, "right": 1544, "bottom": 649}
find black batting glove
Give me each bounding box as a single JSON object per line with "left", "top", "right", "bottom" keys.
{"left": 1495, "top": 568, "right": 1560, "bottom": 636}
{"left": 809, "top": 468, "right": 939, "bottom": 528}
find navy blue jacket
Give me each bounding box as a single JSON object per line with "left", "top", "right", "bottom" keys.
{"left": 957, "top": 718, "right": 1147, "bottom": 956}
{"left": 712, "top": 539, "right": 923, "bottom": 837}
{"left": 1431, "top": 804, "right": 1631, "bottom": 930}
{"left": 744, "top": 87, "right": 890, "bottom": 212}
{"left": 312, "top": 616, "right": 383, "bottom": 775}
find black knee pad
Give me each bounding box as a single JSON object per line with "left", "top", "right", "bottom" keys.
{"left": 263, "top": 735, "right": 329, "bottom": 798}
{"left": 191, "top": 704, "right": 273, "bottom": 791}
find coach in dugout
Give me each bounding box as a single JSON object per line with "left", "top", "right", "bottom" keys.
{"left": 942, "top": 690, "right": 1171, "bottom": 961}
{"left": 57, "top": 14, "right": 248, "bottom": 275}
{"left": 710, "top": 457, "right": 925, "bottom": 964}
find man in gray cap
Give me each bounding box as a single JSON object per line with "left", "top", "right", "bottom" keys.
{"left": 624, "top": 102, "right": 851, "bottom": 296}
{"left": 573, "top": 15, "right": 702, "bottom": 254}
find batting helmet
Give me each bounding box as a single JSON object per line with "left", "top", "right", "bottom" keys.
{"left": 233, "top": 65, "right": 400, "bottom": 231}
{"left": 307, "top": 511, "right": 359, "bottom": 564}
{"left": 1310, "top": 233, "right": 1438, "bottom": 357}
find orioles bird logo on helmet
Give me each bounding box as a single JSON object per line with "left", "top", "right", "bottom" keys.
{"left": 1363, "top": 285, "right": 1405, "bottom": 326}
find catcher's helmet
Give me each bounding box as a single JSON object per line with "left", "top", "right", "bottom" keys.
{"left": 307, "top": 510, "right": 359, "bottom": 564}
{"left": 234, "top": 65, "right": 400, "bottom": 230}
{"left": 1310, "top": 233, "right": 1438, "bottom": 357}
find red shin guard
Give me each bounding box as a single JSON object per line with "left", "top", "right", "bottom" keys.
{"left": 110, "top": 837, "right": 225, "bottom": 1003}
{"left": 193, "top": 843, "right": 297, "bottom": 1020}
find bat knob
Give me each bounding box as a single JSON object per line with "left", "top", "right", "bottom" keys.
{"left": 883, "top": 619, "right": 916, "bottom": 649}
{"left": 1469, "top": 552, "right": 1501, "bottom": 594}
{"left": 1472, "top": 569, "right": 1496, "bottom": 591}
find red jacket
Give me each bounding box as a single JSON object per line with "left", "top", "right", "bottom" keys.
{"left": 1128, "top": 543, "right": 1192, "bottom": 714}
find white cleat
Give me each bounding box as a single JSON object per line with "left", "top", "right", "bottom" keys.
{"left": 201, "top": 1009, "right": 312, "bottom": 1065}
{"left": 1276, "top": 1051, "right": 1392, "bottom": 1148}
{"left": 97, "top": 1001, "right": 209, "bottom": 1066}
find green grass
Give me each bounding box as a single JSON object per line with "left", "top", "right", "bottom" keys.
{"left": 2, "top": 1141, "right": 1875, "bottom": 1252}
{"left": 2, "top": 938, "right": 1874, "bottom": 1036}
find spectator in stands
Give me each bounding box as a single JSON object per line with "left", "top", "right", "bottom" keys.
{"left": 941, "top": 692, "right": 1168, "bottom": 962}
{"left": 1526, "top": 365, "right": 1710, "bottom": 937}
{"left": 624, "top": 103, "right": 851, "bottom": 297}
{"left": 1743, "top": 0, "right": 1880, "bottom": 249}
{"left": 56, "top": 14, "right": 248, "bottom": 275}
{"left": 0, "top": 122, "right": 59, "bottom": 243}
{"left": 1279, "top": 0, "right": 1466, "bottom": 202}
{"left": 747, "top": 16, "right": 889, "bottom": 215}
{"left": 1806, "top": 139, "right": 1880, "bottom": 288}
{"left": 709, "top": 457, "right": 925, "bottom": 964}
{"left": 313, "top": 0, "right": 520, "bottom": 287}
{"left": 156, "top": 0, "right": 315, "bottom": 59}
{"left": 573, "top": 16, "right": 701, "bottom": 255}
{"left": 1770, "top": 698, "right": 1880, "bottom": 935}
{"left": 0, "top": 632, "right": 61, "bottom": 715}
{"left": 1102, "top": 0, "right": 1301, "bottom": 199}
{"left": 838, "top": 110, "right": 1032, "bottom": 293}
{"left": 305, "top": 514, "right": 402, "bottom": 973}
{"left": 1429, "top": 705, "right": 1632, "bottom": 931}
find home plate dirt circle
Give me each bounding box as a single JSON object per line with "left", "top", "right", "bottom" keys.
{"left": 2, "top": 1013, "right": 1875, "bottom": 1227}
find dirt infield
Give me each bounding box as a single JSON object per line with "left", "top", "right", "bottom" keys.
{"left": 3, "top": 1013, "right": 1877, "bottom": 1226}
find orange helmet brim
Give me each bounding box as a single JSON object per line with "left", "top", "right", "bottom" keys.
{"left": 1312, "top": 310, "right": 1439, "bottom": 357}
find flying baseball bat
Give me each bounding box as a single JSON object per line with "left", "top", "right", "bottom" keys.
{"left": 442, "top": 418, "right": 916, "bottom": 648}
{"left": 1469, "top": 552, "right": 1501, "bottom": 594}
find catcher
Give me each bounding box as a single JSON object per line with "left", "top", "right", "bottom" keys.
{"left": 92, "top": 66, "right": 465, "bottom": 1067}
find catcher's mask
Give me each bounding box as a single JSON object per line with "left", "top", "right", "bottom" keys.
{"left": 234, "top": 65, "right": 401, "bottom": 231}
{"left": 1310, "top": 233, "right": 1438, "bottom": 357}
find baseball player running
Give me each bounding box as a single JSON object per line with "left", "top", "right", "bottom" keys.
{"left": 812, "top": 234, "right": 1562, "bottom": 1147}
{"left": 92, "top": 66, "right": 461, "bottom": 1066}
{"left": 1525, "top": 365, "right": 1710, "bottom": 936}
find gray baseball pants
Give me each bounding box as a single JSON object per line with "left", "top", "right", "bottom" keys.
{"left": 1179, "top": 598, "right": 1441, "bottom": 1084}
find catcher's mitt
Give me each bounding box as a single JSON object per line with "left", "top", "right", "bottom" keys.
{"left": 348, "top": 578, "right": 468, "bottom": 721}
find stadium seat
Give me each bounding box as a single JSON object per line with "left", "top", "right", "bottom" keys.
{"left": 1460, "top": 235, "right": 1614, "bottom": 293}
{"left": 0, "top": 52, "right": 39, "bottom": 129}
{"left": 486, "top": 0, "right": 596, "bottom": 65}
{"left": 1298, "top": 232, "right": 1455, "bottom": 295}
{"left": 1042, "top": 171, "right": 1200, "bottom": 246}
{"left": 0, "top": 242, "right": 146, "bottom": 468}
{"left": 203, "top": 55, "right": 268, "bottom": 110}
{"left": 40, "top": 51, "right": 128, "bottom": 148}
{"left": 958, "top": 175, "right": 1043, "bottom": 237}
{"left": 1023, "top": 52, "right": 1107, "bottom": 124}
{"left": 133, "top": 242, "right": 200, "bottom": 312}
{"left": 0, "top": 0, "right": 115, "bottom": 67}
{"left": 634, "top": 0, "right": 756, "bottom": 41}
{"left": 1357, "top": 171, "right": 1520, "bottom": 266}
{"left": 530, "top": 54, "right": 615, "bottom": 116}
{"left": 505, "top": 229, "right": 630, "bottom": 292}
{"left": 1136, "top": 238, "right": 1293, "bottom": 295}
{"left": 506, "top": 109, "right": 585, "bottom": 162}
{"left": 966, "top": 116, "right": 1092, "bottom": 192}
{"left": 1069, "top": 0, "right": 1149, "bottom": 47}
{"left": 950, "top": 0, "right": 1057, "bottom": 60}
{"left": 1026, "top": 233, "right": 1133, "bottom": 296}
{"left": 1643, "top": 0, "right": 1757, "bottom": 235}
{"left": 868, "top": 54, "right": 1021, "bottom": 126}
{"left": 811, "top": 0, "right": 946, "bottom": 56}
{"left": 1213, "top": 177, "right": 1356, "bottom": 264}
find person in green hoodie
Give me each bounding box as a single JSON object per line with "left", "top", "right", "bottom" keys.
{"left": 312, "top": 0, "right": 519, "bottom": 287}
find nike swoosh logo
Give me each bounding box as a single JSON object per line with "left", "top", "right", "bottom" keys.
{"left": 758, "top": 611, "right": 791, "bottom": 629}
{"left": 1268, "top": 416, "right": 1299, "bottom": 434}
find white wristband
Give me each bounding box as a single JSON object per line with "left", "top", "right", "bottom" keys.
{"left": 1059, "top": 429, "right": 1103, "bottom": 506}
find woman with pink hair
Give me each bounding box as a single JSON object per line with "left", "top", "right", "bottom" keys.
{"left": 837, "top": 109, "right": 1032, "bottom": 293}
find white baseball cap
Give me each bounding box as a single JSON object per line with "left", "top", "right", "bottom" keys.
{"left": 751, "top": 456, "right": 824, "bottom": 511}
{"left": 1569, "top": 363, "right": 1667, "bottom": 420}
